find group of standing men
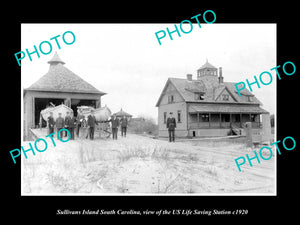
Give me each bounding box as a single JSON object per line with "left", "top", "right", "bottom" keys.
{"left": 106, "top": 114, "right": 128, "bottom": 139}
{"left": 47, "top": 110, "right": 129, "bottom": 141}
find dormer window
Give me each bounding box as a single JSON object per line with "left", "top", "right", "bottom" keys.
{"left": 195, "top": 92, "right": 205, "bottom": 100}
{"left": 248, "top": 96, "right": 253, "bottom": 102}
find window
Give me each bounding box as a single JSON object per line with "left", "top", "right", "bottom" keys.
{"left": 195, "top": 92, "right": 205, "bottom": 100}
{"left": 168, "top": 95, "right": 174, "bottom": 103}
{"left": 221, "top": 114, "right": 230, "bottom": 122}
{"left": 222, "top": 94, "right": 229, "bottom": 101}
{"left": 163, "top": 112, "right": 167, "bottom": 124}
{"left": 233, "top": 114, "right": 240, "bottom": 122}
{"left": 177, "top": 110, "right": 181, "bottom": 123}
{"left": 201, "top": 114, "right": 209, "bottom": 122}
{"left": 248, "top": 96, "right": 253, "bottom": 102}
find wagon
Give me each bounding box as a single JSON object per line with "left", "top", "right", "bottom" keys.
{"left": 77, "top": 105, "right": 112, "bottom": 138}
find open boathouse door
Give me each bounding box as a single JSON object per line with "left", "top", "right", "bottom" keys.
{"left": 34, "top": 98, "right": 65, "bottom": 127}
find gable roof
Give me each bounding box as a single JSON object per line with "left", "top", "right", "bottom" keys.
{"left": 25, "top": 54, "right": 106, "bottom": 95}
{"left": 214, "top": 85, "right": 239, "bottom": 102}
{"left": 156, "top": 78, "right": 262, "bottom": 106}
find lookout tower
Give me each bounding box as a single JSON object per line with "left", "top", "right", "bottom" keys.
{"left": 196, "top": 59, "right": 219, "bottom": 88}
{"left": 197, "top": 59, "right": 218, "bottom": 78}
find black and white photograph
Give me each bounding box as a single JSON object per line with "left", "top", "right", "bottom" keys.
{"left": 21, "top": 23, "right": 276, "bottom": 195}
{"left": 4, "top": 3, "right": 298, "bottom": 221}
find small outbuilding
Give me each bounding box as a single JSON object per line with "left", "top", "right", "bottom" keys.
{"left": 113, "top": 108, "right": 133, "bottom": 118}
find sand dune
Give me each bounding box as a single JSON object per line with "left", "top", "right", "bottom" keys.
{"left": 22, "top": 133, "right": 275, "bottom": 195}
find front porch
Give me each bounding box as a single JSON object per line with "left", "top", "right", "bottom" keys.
{"left": 188, "top": 112, "right": 261, "bottom": 129}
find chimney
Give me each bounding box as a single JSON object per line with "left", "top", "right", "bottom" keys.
{"left": 186, "top": 74, "right": 193, "bottom": 81}
{"left": 218, "top": 67, "right": 224, "bottom": 83}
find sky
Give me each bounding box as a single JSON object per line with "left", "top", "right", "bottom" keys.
{"left": 21, "top": 23, "right": 276, "bottom": 121}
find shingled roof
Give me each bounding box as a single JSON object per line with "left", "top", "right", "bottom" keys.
{"left": 113, "top": 108, "right": 133, "bottom": 117}
{"left": 189, "top": 104, "right": 268, "bottom": 114}
{"left": 156, "top": 77, "right": 263, "bottom": 106}
{"left": 25, "top": 53, "right": 106, "bottom": 95}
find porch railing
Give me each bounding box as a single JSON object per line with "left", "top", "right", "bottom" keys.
{"left": 188, "top": 121, "right": 261, "bottom": 129}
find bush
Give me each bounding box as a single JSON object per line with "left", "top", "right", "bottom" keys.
{"left": 128, "top": 117, "right": 158, "bottom": 136}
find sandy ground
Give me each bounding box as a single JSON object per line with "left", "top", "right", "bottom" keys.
{"left": 22, "top": 132, "right": 275, "bottom": 195}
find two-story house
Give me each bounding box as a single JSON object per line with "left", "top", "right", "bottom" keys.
{"left": 156, "top": 60, "right": 271, "bottom": 138}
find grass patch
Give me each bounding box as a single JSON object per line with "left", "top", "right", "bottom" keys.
{"left": 46, "top": 171, "right": 84, "bottom": 193}
{"left": 117, "top": 147, "right": 149, "bottom": 163}
{"left": 151, "top": 147, "right": 171, "bottom": 161}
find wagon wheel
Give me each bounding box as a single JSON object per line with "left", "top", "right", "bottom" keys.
{"left": 99, "top": 128, "right": 111, "bottom": 138}
{"left": 94, "top": 123, "right": 110, "bottom": 139}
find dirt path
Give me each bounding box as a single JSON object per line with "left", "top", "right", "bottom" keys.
{"left": 22, "top": 133, "right": 275, "bottom": 195}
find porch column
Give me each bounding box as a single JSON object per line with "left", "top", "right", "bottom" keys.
{"left": 219, "top": 113, "right": 221, "bottom": 128}
{"left": 197, "top": 112, "right": 200, "bottom": 128}
{"left": 209, "top": 113, "right": 211, "bottom": 128}
{"left": 240, "top": 113, "right": 242, "bottom": 128}
{"left": 32, "top": 96, "right": 35, "bottom": 129}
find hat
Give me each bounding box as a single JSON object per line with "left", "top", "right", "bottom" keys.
{"left": 169, "top": 112, "right": 173, "bottom": 114}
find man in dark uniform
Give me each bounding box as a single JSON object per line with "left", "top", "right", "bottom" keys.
{"left": 55, "top": 113, "right": 65, "bottom": 140}
{"left": 47, "top": 112, "right": 55, "bottom": 135}
{"left": 64, "top": 111, "right": 71, "bottom": 137}
{"left": 166, "top": 112, "right": 176, "bottom": 142}
{"left": 67, "top": 112, "right": 76, "bottom": 140}
{"left": 110, "top": 114, "right": 120, "bottom": 140}
{"left": 87, "top": 110, "right": 98, "bottom": 140}
{"left": 120, "top": 115, "right": 128, "bottom": 137}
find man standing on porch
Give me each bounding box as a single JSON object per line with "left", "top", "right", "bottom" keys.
{"left": 166, "top": 112, "right": 176, "bottom": 142}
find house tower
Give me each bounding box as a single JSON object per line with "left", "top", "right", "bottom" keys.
{"left": 197, "top": 59, "right": 219, "bottom": 88}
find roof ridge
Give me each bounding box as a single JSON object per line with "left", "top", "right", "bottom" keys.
{"left": 26, "top": 63, "right": 105, "bottom": 95}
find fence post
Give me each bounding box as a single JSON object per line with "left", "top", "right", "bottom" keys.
{"left": 245, "top": 122, "right": 252, "bottom": 148}
{"left": 261, "top": 113, "right": 272, "bottom": 144}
